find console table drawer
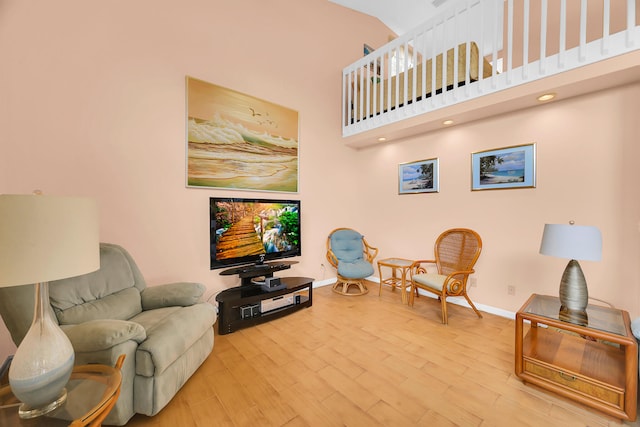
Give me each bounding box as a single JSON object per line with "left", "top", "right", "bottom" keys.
{"left": 524, "top": 358, "right": 624, "bottom": 408}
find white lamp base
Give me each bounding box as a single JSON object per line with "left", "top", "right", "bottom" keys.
{"left": 18, "top": 389, "right": 67, "bottom": 419}
{"left": 8, "top": 282, "right": 75, "bottom": 418}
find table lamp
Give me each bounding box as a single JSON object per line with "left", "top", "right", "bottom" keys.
{"left": 0, "top": 193, "right": 99, "bottom": 418}
{"left": 539, "top": 222, "right": 602, "bottom": 320}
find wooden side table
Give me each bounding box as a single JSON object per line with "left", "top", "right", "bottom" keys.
{"left": 515, "top": 294, "right": 638, "bottom": 421}
{"left": 377, "top": 258, "right": 414, "bottom": 304}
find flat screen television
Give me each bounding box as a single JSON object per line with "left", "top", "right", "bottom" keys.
{"left": 210, "top": 197, "right": 301, "bottom": 270}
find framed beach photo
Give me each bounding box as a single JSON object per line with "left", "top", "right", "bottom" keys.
{"left": 398, "top": 158, "right": 439, "bottom": 194}
{"left": 471, "top": 143, "right": 536, "bottom": 191}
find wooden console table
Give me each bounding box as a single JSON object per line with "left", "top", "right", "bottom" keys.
{"left": 515, "top": 294, "right": 638, "bottom": 421}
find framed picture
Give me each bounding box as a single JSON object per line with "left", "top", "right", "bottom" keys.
{"left": 186, "top": 76, "right": 299, "bottom": 192}
{"left": 398, "top": 158, "right": 439, "bottom": 194}
{"left": 471, "top": 143, "right": 536, "bottom": 191}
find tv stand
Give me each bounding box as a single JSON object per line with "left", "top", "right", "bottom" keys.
{"left": 215, "top": 276, "right": 313, "bottom": 335}
{"left": 219, "top": 260, "right": 298, "bottom": 286}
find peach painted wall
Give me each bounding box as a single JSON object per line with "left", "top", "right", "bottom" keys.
{"left": 355, "top": 82, "right": 640, "bottom": 318}
{"left": 1, "top": 0, "right": 639, "bottom": 363}
{"left": 0, "top": 0, "right": 391, "bottom": 360}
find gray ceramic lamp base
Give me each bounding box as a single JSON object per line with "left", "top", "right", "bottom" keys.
{"left": 558, "top": 259, "right": 589, "bottom": 325}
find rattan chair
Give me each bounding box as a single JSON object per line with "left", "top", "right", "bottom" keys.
{"left": 409, "top": 228, "right": 483, "bottom": 324}
{"left": 326, "top": 228, "right": 378, "bottom": 296}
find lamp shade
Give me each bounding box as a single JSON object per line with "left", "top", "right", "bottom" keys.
{"left": 0, "top": 194, "right": 100, "bottom": 287}
{"left": 539, "top": 223, "right": 602, "bottom": 261}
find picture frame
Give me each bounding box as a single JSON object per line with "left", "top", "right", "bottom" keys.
{"left": 471, "top": 143, "right": 536, "bottom": 191}
{"left": 398, "top": 158, "right": 439, "bottom": 194}
{"left": 185, "top": 76, "right": 299, "bottom": 193}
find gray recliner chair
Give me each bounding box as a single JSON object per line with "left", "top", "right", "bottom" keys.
{"left": 0, "top": 243, "right": 216, "bottom": 425}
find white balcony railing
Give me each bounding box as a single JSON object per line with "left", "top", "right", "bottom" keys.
{"left": 342, "top": 0, "right": 639, "bottom": 137}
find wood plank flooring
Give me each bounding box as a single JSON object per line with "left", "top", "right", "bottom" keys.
{"left": 126, "top": 282, "right": 640, "bottom": 427}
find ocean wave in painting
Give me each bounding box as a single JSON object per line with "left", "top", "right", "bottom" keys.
{"left": 188, "top": 114, "right": 297, "bottom": 149}
{"left": 187, "top": 114, "right": 298, "bottom": 191}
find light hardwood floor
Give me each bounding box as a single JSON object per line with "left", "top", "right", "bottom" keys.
{"left": 126, "top": 283, "right": 639, "bottom": 427}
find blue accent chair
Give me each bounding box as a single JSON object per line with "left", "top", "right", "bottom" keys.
{"left": 326, "top": 228, "right": 378, "bottom": 296}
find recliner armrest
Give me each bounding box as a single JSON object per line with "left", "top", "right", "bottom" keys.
{"left": 64, "top": 319, "right": 146, "bottom": 352}
{"left": 141, "top": 282, "right": 205, "bottom": 310}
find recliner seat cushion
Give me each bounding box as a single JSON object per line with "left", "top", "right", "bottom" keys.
{"left": 131, "top": 303, "right": 216, "bottom": 377}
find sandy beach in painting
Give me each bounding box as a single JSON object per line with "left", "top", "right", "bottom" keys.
{"left": 401, "top": 177, "right": 433, "bottom": 191}
{"left": 480, "top": 169, "right": 525, "bottom": 184}
{"left": 187, "top": 115, "right": 298, "bottom": 192}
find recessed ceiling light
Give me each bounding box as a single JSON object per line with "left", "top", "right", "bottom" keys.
{"left": 537, "top": 93, "right": 556, "bottom": 102}
{"left": 442, "top": 120, "right": 454, "bottom": 126}
{"left": 377, "top": 137, "right": 387, "bottom": 142}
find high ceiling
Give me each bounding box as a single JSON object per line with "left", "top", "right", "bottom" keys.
{"left": 329, "top": 0, "right": 450, "bottom": 36}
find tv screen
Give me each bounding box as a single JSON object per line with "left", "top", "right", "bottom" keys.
{"left": 210, "top": 197, "right": 301, "bottom": 270}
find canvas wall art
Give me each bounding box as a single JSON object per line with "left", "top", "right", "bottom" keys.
{"left": 186, "top": 77, "right": 299, "bottom": 192}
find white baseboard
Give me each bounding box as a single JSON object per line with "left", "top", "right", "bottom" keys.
{"left": 312, "top": 277, "right": 516, "bottom": 320}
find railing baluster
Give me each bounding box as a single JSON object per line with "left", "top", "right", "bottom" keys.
{"left": 559, "top": 0, "right": 566, "bottom": 68}
{"left": 411, "top": 33, "right": 417, "bottom": 107}
{"left": 602, "top": 0, "right": 610, "bottom": 54}
{"left": 627, "top": 0, "right": 636, "bottom": 47}
{"left": 507, "top": 0, "right": 514, "bottom": 84}
{"left": 491, "top": 0, "right": 499, "bottom": 88}
{"left": 579, "top": 0, "right": 587, "bottom": 62}
{"left": 523, "top": 0, "right": 530, "bottom": 79}
{"left": 540, "top": 0, "right": 547, "bottom": 75}
{"left": 478, "top": 0, "right": 485, "bottom": 93}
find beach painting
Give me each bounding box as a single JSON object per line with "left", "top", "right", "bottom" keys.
{"left": 399, "top": 158, "right": 439, "bottom": 194}
{"left": 186, "top": 77, "right": 299, "bottom": 192}
{"left": 471, "top": 143, "right": 536, "bottom": 191}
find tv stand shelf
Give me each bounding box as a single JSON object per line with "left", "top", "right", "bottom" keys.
{"left": 215, "top": 276, "right": 313, "bottom": 335}
{"left": 220, "top": 260, "right": 297, "bottom": 285}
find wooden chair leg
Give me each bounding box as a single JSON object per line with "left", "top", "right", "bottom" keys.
{"left": 440, "top": 296, "right": 448, "bottom": 325}
{"left": 464, "top": 294, "right": 483, "bottom": 319}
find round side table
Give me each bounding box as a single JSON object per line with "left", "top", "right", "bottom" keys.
{"left": 0, "top": 355, "right": 124, "bottom": 426}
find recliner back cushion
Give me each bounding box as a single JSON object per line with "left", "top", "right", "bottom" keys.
{"left": 54, "top": 287, "right": 142, "bottom": 325}
{"left": 49, "top": 244, "right": 144, "bottom": 324}
{"left": 330, "top": 229, "right": 365, "bottom": 262}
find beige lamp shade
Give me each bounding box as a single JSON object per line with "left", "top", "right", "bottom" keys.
{"left": 0, "top": 194, "right": 100, "bottom": 287}
{"left": 539, "top": 223, "right": 602, "bottom": 261}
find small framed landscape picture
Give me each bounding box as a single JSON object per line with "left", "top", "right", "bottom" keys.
{"left": 471, "top": 143, "right": 536, "bottom": 191}
{"left": 398, "top": 158, "right": 439, "bottom": 194}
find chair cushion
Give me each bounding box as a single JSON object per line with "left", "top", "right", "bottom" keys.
{"left": 54, "top": 287, "right": 143, "bottom": 325}
{"left": 413, "top": 273, "right": 447, "bottom": 291}
{"left": 337, "top": 259, "right": 374, "bottom": 279}
{"left": 141, "top": 282, "right": 205, "bottom": 310}
{"left": 330, "top": 229, "right": 365, "bottom": 262}
{"left": 631, "top": 317, "right": 640, "bottom": 340}
{"left": 64, "top": 319, "right": 147, "bottom": 352}
{"left": 131, "top": 303, "right": 216, "bottom": 377}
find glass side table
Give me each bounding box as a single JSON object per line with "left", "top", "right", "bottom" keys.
{"left": 377, "top": 258, "right": 414, "bottom": 304}
{"left": 0, "top": 358, "right": 123, "bottom": 426}
{"left": 515, "top": 294, "right": 638, "bottom": 421}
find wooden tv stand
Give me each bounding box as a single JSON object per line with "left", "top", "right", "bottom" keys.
{"left": 215, "top": 276, "right": 313, "bottom": 335}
